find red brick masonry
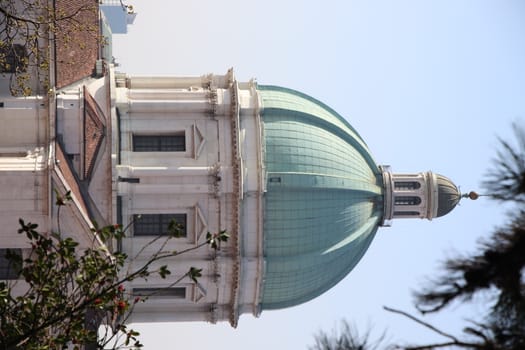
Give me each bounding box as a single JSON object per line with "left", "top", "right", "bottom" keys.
{"left": 55, "top": 0, "right": 100, "bottom": 88}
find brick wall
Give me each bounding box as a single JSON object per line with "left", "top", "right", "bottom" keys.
{"left": 55, "top": 0, "right": 100, "bottom": 88}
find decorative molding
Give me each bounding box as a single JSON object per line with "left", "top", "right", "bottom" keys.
{"left": 209, "top": 162, "right": 221, "bottom": 198}
{"left": 209, "top": 303, "right": 218, "bottom": 324}
{"left": 228, "top": 77, "right": 243, "bottom": 328}
{"left": 192, "top": 282, "right": 206, "bottom": 303}
{"left": 208, "top": 88, "right": 218, "bottom": 116}
{"left": 194, "top": 204, "right": 208, "bottom": 243}
{"left": 192, "top": 124, "right": 206, "bottom": 160}
{"left": 202, "top": 74, "right": 213, "bottom": 90}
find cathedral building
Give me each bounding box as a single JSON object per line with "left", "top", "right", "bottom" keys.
{"left": 0, "top": 1, "right": 467, "bottom": 327}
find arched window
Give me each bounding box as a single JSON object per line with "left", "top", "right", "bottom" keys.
{"left": 394, "top": 196, "right": 422, "bottom": 206}
{"left": 394, "top": 181, "right": 421, "bottom": 190}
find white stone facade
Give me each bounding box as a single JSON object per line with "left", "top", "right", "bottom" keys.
{"left": 113, "top": 70, "right": 265, "bottom": 326}
{"left": 0, "top": 55, "right": 265, "bottom": 326}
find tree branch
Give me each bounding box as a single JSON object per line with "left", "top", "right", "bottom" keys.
{"left": 383, "top": 306, "right": 459, "bottom": 342}
{"left": 0, "top": 6, "right": 41, "bottom": 26}
{"left": 383, "top": 306, "right": 484, "bottom": 350}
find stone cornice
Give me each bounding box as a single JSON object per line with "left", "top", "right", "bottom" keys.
{"left": 227, "top": 73, "right": 242, "bottom": 328}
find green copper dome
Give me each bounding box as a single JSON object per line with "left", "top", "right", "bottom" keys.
{"left": 435, "top": 174, "right": 462, "bottom": 217}
{"left": 258, "top": 85, "right": 384, "bottom": 310}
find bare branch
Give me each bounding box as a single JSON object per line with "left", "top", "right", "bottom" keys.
{"left": 383, "top": 306, "right": 486, "bottom": 350}
{"left": 0, "top": 6, "right": 41, "bottom": 26}
{"left": 383, "top": 306, "right": 460, "bottom": 342}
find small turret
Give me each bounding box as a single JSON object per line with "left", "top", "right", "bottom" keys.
{"left": 380, "top": 166, "right": 463, "bottom": 225}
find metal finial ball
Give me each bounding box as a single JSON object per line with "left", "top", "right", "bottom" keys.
{"left": 468, "top": 191, "right": 479, "bottom": 200}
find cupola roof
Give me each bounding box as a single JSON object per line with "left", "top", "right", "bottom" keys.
{"left": 435, "top": 174, "right": 462, "bottom": 217}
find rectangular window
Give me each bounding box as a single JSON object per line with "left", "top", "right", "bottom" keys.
{"left": 132, "top": 287, "right": 186, "bottom": 299}
{"left": 133, "top": 214, "right": 187, "bottom": 237}
{"left": 132, "top": 134, "right": 186, "bottom": 152}
{"left": 0, "top": 248, "right": 21, "bottom": 279}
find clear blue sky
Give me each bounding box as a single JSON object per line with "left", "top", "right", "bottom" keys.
{"left": 112, "top": 1, "right": 525, "bottom": 348}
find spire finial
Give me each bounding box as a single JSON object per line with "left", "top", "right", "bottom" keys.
{"left": 462, "top": 191, "right": 480, "bottom": 200}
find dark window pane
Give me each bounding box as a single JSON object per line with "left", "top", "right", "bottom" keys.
{"left": 394, "top": 196, "right": 422, "bottom": 206}
{"left": 134, "top": 214, "right": 187, "bottom": 237}
{"left": 394, "top": 211, "right": 420, "bottom": 216}
{"left": 133, "top": 134, "right": 185, "bottom": 152}
{"left": 160, "top": 134, "right": 185, "bottom": 151}
{"left": 394, "top": 181, "right": 421, "bottom": 190}
{"left": 133, "top": 287, "right": 186, "bottom": 299}
{"left": 134, "top": 214, "right": 160, "bottom": 235}
{"left": 0, "top": 248, "right": 21, "bottom": 279}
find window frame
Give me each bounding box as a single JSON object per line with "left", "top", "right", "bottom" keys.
{"left": 133, "top": 213, "right": 187, "bottom": 237}
{"left": 132, "top": 133, "right": 186, "bottom": 152}
{"left": 132, "top": 287, "right": 187, "bottom": 300}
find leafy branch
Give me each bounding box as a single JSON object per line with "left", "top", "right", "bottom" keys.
{"left": 0, "top": 190, "right": 229, "bottom": 349}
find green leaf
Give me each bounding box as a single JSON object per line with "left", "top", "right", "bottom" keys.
{"left": 168, "top": 219, "right": 184, "bottom": 238}
{"left": 218, "top": 230, "right": 230, "bottom": 242}
{"left": 159, "top": 265, "right": 171, "bottom": 279}
{"left": 188, "top": 267, "right": 202, "bottom": 283}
